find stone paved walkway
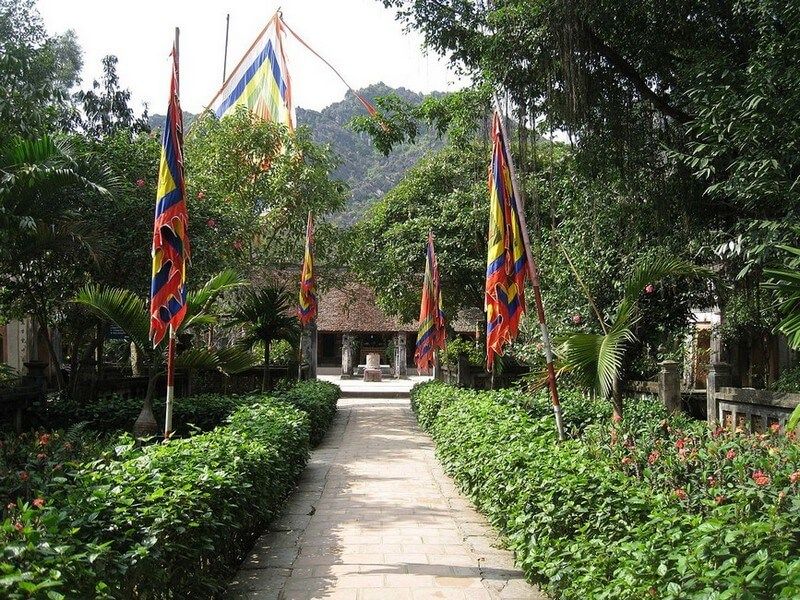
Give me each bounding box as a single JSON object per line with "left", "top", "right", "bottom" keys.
{"left": 228, "top": 389, "right": 544, "bottom": 600}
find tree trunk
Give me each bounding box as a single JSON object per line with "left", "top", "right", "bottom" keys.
{"left": 262, "top": 340, "right": 271, "bottom": 393}
{"left": 612, "top": 376, "right": 623, "bottom": 422}
{"left": 35, "top": 314, "right": 64, "bottom": 391}
{"left": 134, "top": 367, "right": 159, "bottom": 438}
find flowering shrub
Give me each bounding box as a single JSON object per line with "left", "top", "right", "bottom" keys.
{"left": 1, "top": 381, "right": 340, "bottom": 598}
{"left": 411, "top": 381, "right": 800, "bottom": 598}
{"left": 0, "top": 399, "right": 310, "bottom": 599}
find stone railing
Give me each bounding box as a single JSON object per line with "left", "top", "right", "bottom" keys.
{"left": 706, "top": 362, "right": 800, "bottom": 432}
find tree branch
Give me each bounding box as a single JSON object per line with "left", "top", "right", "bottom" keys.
{"left": 582, "top": 23, "right": 693, "bottom": 125}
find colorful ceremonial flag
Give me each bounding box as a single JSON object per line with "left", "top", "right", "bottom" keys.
{"left": 298, "top": 212, "right": 317, "bottom": 326}
{"left": 414, "top": 231, "right": 445, "bottom": 372}
{"left": 485, "top": 111, "right": 528, "bottom": 369}
{"left": 150, "top": 43, "right": 190, "bottom": 347}
{"left": 209, "top": 14, "right": 294, "bottom": 129}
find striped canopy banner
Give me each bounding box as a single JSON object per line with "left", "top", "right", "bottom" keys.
{"left": 209, "top": 13, "right": 294, "bottom": 129}
{"left": 150, "top": 43, "right": 190, "bottom": 347}
{"left": 414, "top": 231, "right": 445, "bottom": 372}
{"left": 298, "top": 212, "right": 317, "bottom": 325}
{"left": 485, "top": 111, "right": 527, "bottom": 369}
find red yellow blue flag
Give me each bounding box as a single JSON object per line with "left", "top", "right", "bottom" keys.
{"left": 485, "top": 111, "right": 527, "bottom": 369}
{"left": 150, "top": 43, "right": 190, "bottom": 347}
{"left": 415, "top": 231, "right": 445, "bottom": 372}
{"left": 298, "top": 212, "right": 317, "bottom": 326}
{"left": 209, "top": 14, "right": 294, "bottom": 129}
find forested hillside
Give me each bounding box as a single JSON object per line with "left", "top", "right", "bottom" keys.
{"left": 148, "top": 83, "right": 444, "bottom": 225}
{"left": 296, "top": 83, "right": 444, "bottom": 224}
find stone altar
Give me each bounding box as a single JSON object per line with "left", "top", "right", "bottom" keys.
{"left": 364, "top": 352, "right": 382, "bottom": 382}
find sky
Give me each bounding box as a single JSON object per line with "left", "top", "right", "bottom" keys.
{"left": 37, "top": 0, "right": 467, "bottom": 115}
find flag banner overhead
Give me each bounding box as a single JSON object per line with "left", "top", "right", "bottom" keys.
{"left": 298, "top": 212, "right": 317, "bottom": 326}
{"left": 414, "top": 231, "right": 446, "bottom": 372}
{"left": 150, "top": 44, "right": 190, "bottom": 347}
{"left": 209, "top": 14, "right": 294, "bottom": 129}
{"left": 485, "top": 111, "right": 528, "bottom": 369}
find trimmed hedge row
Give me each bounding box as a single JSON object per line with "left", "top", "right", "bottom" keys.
{"left": 39, "top": 380, "right": 340, "bottom": 443}
{"left": 2, "top": 380, "right": 342, "bottom": 599}
{"left": 278, "top": 380, "right": 341, "bottom": 446}
{"left": 411, "top": 381, "right": 800, "bottom": 599}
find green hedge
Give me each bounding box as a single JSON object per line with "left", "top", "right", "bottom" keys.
{"left": 39, "top": 392, "right": 258, "bottom": 435}
{"left": 41, "top": 380, "right": 341, "bottom": 441}
{"left": 1, "top": 399, "right": 309, "bottom": 599}
{"left": 412, "top": 380, "right": 800, "bottom": 599}
{"left": 276, "top": 380, "right": 341, "bottom": 446}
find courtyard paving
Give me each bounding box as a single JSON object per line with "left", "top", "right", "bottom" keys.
{"left": 228, "top": 377, "right": 543, "bottom": 599}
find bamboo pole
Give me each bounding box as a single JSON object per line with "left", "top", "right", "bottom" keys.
{"left": 492, "top": 94, "right": 565, "bottom": 441}
{"left": 222, "top": 13, "right": 230, "bottom": 84}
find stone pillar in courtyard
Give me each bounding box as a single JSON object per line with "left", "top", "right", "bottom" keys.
{"left": 341, "top": 333, "right": 353, "bottom": 379}
{"left": 706, "top": 362, "right": 731, "bottom": 426}
{"left": 394, "top": 332, "right": 408, "bottom": 378}
{"left": 658, "top": 360, "right": 681, "bottom": 414}
{"left": 299, "top": 323, "right": 318, "bottom": 380}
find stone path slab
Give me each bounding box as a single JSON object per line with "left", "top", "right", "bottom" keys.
{"left": 228, "top": 394, "right": 544, "bottom": 600}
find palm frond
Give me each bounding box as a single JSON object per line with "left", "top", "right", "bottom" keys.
{"left": 183, "top": 269, "right": 244, "bottom": 329}
{"left": 174, "top": 347, "right": 222, "bottom": 371}
{"left": 73, "top": 285, "right": 151, "bottom": 352}
{"left": 764, "top": 248, "right": 800, "bottom": 350}
{"left": 216, "top": 346, "right": 260, "bottom": 374}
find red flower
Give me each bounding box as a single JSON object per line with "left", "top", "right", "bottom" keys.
{"left": 32, "top": 498, "right": 45, "bottom": 509}
{"left": 206, "top": 218, "right": 217, "bottom": 229}
{"left": 233, "top": 239, "right": 243, "bottom": 251}
{"left": 712, "top": 426, "right": 725, "bottom": 438}
{"left": 644, "top": 283, "right": 655, "bottom": 294}
{"left": 571, "top": 314, "right": 582, "bottom": 325}
{"left": 715, "top": 495, "right": 726, "bottom": 505}
{"left": 14, "top": 522, "right": 23, "bottom": 533}
{"left": 726, "top": 449, "right": 736, "bottom": 460}
{"left": 135, "top": 178, "right": 146, "bottom": 188}
{"left": 196, "top": 191, "right": 206, "bottom": 200}
{"left": 621, "top": 456, "right": 633, "bottom": 465}
{"left": 648, "top": 451, "right": 660, "bottom": 464}
{"left": 752, "top": 470, "right": 770, "bottom": 486}
{"left": 18, "top": 471, "right": 29, "bottom": 482}
{"left": 770, "top": 422, "right": 781, "bottom": 433}
{"left": 790, "top": 471, "right": 800, "bottom": 484}
{"left": 36, "top": 453, "right": 46, "bottom": 461}
{"left": 707, "top": 475, "right": 717, "bottom": 486}
{"left": 675, "top": 438, "right": 686, "bottom": 449}
{"left": 37, "top": 433, "right": 51, "bottom": 446}
{"left": 674, "top": 488, "right": 688, "bottom": 500}
{"left": 6, "top": 502, "right": 15, "bottom": 511}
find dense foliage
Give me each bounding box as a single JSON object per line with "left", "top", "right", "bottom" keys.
{"left": 412, "top": 381, "right": 800, "bottom": 598}
{"left": 1, "top": 379, "right": 341, "bottom": 598}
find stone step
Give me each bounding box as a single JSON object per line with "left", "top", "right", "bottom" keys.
{"left": 339, "top": 389, "right": 411, "bottom": 399}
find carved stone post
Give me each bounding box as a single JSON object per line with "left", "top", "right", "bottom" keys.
{"left": 659, "top": 360, "right": 681, "bottom": 414}
{"left": 706, "top": 362, "right": 731, "bottom": 426}
{"left": 341, "top": 333, "right": 353, "bottom": 379}
{"left": 395, "top": 332, "right": 408, "bottom": 378}
{"left": 299, "top": 323, "right": 318, "bottom": 380}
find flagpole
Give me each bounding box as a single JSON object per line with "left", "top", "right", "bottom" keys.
{"left": 163, "top": 25, "right": 180, "bottom": 441}
{"left": 493, "top": 94, "right": 565, "bottom": 441}
{"left": 164, "top": 326, "right": 176, "bottom": 438}
{"left": 222, "top": 13, "right": 230, "bottom": 84}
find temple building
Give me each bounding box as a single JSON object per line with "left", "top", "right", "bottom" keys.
{"left": 314, "top": 282, "right": 476, "bottom": 377}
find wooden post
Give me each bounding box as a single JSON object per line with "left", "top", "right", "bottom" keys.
{"left": 493, "top": 95, "right": 565, "bottom": 441}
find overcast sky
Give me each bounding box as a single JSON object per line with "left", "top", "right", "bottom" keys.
{"left": 37, "top": 0, "right": 466, "bottom": 115}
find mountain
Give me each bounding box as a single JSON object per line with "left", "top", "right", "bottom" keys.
{"left": 296, "top": 83, "right": 445, "bottom": 225}
{"left": 148, "top": 83, "right": 445, "bottom": 226}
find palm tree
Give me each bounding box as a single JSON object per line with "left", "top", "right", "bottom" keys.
{"left": 75, "top": 270, "right": 257, "bottom": 436}
{"left": 558, "top": 255, "right": 710, "bottom": 421}
{"left": 0, "top": 136, "right": 115, "bottom": 389}
{"left": 227, "top": 285, "right": 300, "bottom": 392}
{"left": 763, "top": 244, "right": 800, "bottom": 429}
